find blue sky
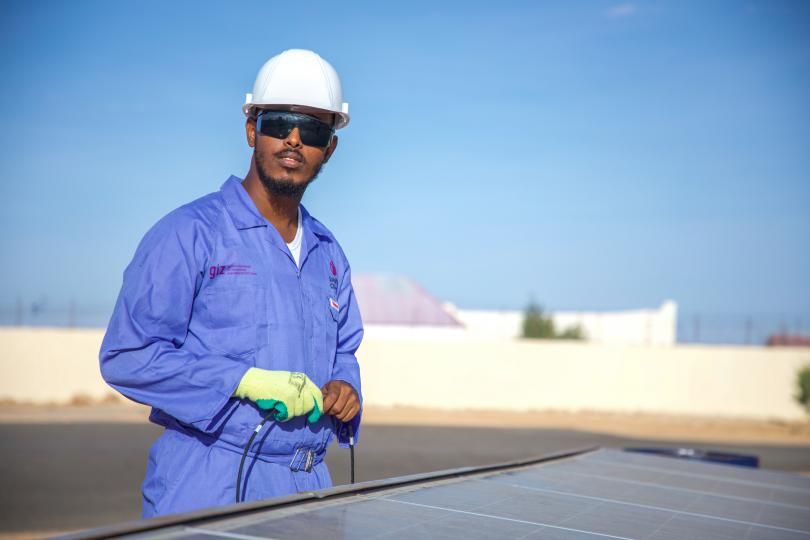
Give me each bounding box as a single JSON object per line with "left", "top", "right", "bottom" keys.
{"left": 1, "top": 0, "right": 808, "bottom": 342}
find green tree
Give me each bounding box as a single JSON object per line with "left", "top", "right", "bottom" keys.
{"left": 795, "top": 365, "right": 810, "bottom": 415}
{"left": 522, "top": 300, "right": 586, "bottom": 341}
{"left": 522, "top": 301, "right": 555, "bottom": 339}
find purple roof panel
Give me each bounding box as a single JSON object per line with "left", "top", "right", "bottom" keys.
{"left": 352, "top": 274, "right": 461, "bottom": 326}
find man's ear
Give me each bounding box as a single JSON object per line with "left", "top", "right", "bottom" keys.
{"left": 246, "top": 118, "right": 256, "bottom": 148}
{"left": 323, "top": 135, "right": 339, "bottom": 163}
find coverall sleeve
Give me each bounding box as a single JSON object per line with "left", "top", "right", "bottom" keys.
{"left": 331, "top": 261, "right": 364, "bottom": 446}
{"left": 99, "top": 213, "right": 249, "bottom": 433}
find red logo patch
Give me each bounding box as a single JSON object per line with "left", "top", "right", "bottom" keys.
{"left": 329, "top": 260, "right": 337, "bottom": 276}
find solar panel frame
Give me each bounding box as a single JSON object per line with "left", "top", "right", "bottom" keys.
{"left": 53, "top": 447, "right": 810, "bottom": 540}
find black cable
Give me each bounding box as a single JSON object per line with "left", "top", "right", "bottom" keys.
{"left": 236, "top": 409, "right": 275, "bottom": 504}
{"left": 237, "top": 413, "right": 356, "bottom": 503}
{"left": 348, "top": 422, "right": 355, "bottom": 484}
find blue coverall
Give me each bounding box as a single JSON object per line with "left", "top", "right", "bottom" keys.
{"left": 99, "top": 176, "right": 363, "bottom": 517}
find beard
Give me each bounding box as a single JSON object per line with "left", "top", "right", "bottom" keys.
{"left": 255, "top": 147, "right": 324, "bottom": 198}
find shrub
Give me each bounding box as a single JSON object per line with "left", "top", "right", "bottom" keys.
{"left": 522, "top": 301, "right": 585, "bottom": 340}
{"left": 557, "top": 324, "right": 585, "bottom": 340}
{"left": 796, "top": 365, "right": 810, "bottom": 414}
{"left": 522, "top": 302, "right": 555, "bottom": 339}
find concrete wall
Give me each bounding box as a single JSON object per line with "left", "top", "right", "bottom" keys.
{"left": 360, "top": 338, "right": 810, "bottom": 420}
{"left": 2, "top": 327, "right": 809, "bottom": 420}
{"left": 1, "top": 327, "right": 112, "bottom": 403}
{"left": 450, "top": 301, "right": 678, "bottom": 346}
{"left": 554, "top": 300, "right": 677, "bottom": 346}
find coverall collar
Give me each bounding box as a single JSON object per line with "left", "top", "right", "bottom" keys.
{"left": 220, "top": 176, "right": 321, "bottom": 264}
{"left": 220, "top": 175, "right": 268, "bottom": 230}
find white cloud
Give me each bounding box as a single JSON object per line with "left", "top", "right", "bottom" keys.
{"left": 605, "top": 3, "right": 637, "bottom": 18}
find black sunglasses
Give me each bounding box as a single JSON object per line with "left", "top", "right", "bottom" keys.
{"left": 256, "top": 110, "right": 335, "bottom": 148}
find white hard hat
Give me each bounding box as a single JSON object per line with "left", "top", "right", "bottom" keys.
{"left": 243, "top": 49, "right": 350, "bottom": 129}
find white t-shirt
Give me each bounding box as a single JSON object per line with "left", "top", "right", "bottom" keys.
{"left": 286, "top": 208, "right": 303, "bottom": 268}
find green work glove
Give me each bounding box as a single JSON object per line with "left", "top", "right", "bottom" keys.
{"left": 233, "top": 368, "right": 323, "bottom": 424}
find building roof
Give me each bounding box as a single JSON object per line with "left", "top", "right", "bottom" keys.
{"left": 767, "top": 333, "right": 810, "bottom": 347}
{"left": 352, "top": 274, "right": 461, "bottom": 326}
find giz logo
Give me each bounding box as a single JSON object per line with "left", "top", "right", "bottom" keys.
{"left": 208, "top": 264, "right": 256, "bottom": 279}
{"left": 209, "top": 265, "right": 226, "bottom": 279}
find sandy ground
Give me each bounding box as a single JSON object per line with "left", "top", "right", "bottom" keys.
{"left": 2, "top": 402, "right": 809, "bottom": 446}
{"left": 363, "top": 406, "right": 810, "bottom": 445}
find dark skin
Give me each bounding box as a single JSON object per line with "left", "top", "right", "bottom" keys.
{"left": 242, "top": 107, "right": 360, "bottom": 423}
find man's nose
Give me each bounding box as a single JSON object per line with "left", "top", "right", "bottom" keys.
{"left": 285, "top": 127, "right": 302, "bottom": 148}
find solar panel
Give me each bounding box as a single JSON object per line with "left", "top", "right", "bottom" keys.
{"left": 57, "top": 448, "right": 810, "bottom": 540}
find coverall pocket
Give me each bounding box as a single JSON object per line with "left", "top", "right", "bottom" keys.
{"left": 200, "top": 286, "right": 262, "bottom": 358}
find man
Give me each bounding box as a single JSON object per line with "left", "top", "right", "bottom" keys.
{"left": 100, "top": 49, "right": 363, "bottom": 518}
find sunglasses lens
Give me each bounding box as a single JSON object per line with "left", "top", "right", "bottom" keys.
{"left": 300, "top": 122, "right": 333, "bottom": 147}
{"left": 257, "top": 111, "right": 333, "bottom": 147}
{"left": 258, "top": 117, "right": 293, "bottom": 140}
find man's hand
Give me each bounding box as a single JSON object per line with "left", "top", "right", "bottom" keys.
{"left": 321, "top": 380, "right": 360, "bottom": 422}
{"left": 233, "top": 368, "right": 323, "bottom": 423}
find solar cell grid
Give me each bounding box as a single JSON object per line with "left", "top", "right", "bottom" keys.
{"left": 547, "top": 457, "right": 810, "bottom": 508}
{"left": 516, "top": 461, "right": 810, "bottom": 511}
{"left": 591, "top": 450, "right": 810, "bottom": 492}
{"left": 57, "top": 448, "right": 810, "bottom": 540}
{"left": 492, "top": 464, "right": 810, "bottom": 530}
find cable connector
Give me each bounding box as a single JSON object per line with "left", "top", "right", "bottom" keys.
{"left": 348, "top": 422, "right": 355, "bottom": 484}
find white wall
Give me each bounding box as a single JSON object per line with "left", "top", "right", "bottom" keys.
{"left": 362, "top": 324, "right": 468, "bottom": 341}
{"left": 445, "top": 308, "right": 523, "bottom": 339}
{"left": 359, "top": 338, "right": 810, "bottom": 420}
{"left": 1, "top": 327, "right": 808, "bottom": 421}
{"left": 0, "top": 327, "right": 112, "bottom": 403}
{"left": 554, "top": 300, "right": 678, "bottom": 346}
{"left": 448, "top": 301, "right": 678, "bottom": 346}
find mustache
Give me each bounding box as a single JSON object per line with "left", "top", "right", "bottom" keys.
{"left": 274, "top": 149, "right": 306, "bottom": 164}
